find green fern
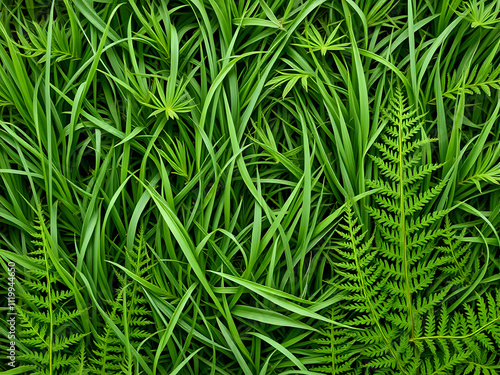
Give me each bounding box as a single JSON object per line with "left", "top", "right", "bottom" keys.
{"left": 437, "top": 217, "right": 480, "bottom": 288}
{"left": 431, "top": 42, "right": 500, "bottom": 104}
{"left": 366, "top": 86, "right": 450, "bottom": 343}
{"left": 309, "top": 87, "right": 500, "bottom": 374}
{"left": 441, "top": 63, "right": 500, "bottom": 100}
{"left": 315, "top": 203, "right": 408, "bottom": 373}
{"left": 413, "top": 292, "right": 500, "bottom": 374}
{"left": 18, "top": 210, "right": 88, "bottom": 375}
{"left": 309, "top": 309, "right": 359, "bottom": 374}
{"left": 310, "top": 204, "right": 404, "bottom": 373}
{"left": 314, "top": 207, "right": 500, "bottom": 374}
{"left": 12, "top": 19, "right": 80, "bottom": 63}
{"left": 90, "top": 226, "right": 155, "bottom": 374}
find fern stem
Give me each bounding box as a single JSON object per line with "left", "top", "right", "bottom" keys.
{"left": 42, "top": 230, "right": 54, "bottom": 375}
{"left": 410, "top": 318, "right": 500, "bottom": 342}
{"left": 329, "top": 312, "right": 336, "bottom": 375}
{"left": 397, "top": 94, "right": 415, "bottom": 340}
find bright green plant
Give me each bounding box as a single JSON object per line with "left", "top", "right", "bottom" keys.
{"left": 89, "top": 227, "right": 155, "bottom": 374}
{"left": 17, "top": 211, "right": 87, "bottom": 374}
{"left": 309, "top": 88, "right": 500, "bottom": 373}
{"left": 0, "top": 0, "right": 499, "bottom": 374}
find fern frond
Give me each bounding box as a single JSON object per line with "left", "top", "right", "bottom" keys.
{"left": 17, "top": 209, "right": 87, "bottom": 374}
{"left": 438, "top": 63, "right": 500, "bottom": 101}
{"left": 309, "top": 309, "right": 360, "bottom": 374}
{"left": 90, "top": 225, "right": 155, "bottom": 374}
{"left": 437, "top": 217, "right": 479, "bottom": 288}
{"left": 412, "top": 292, "right": 500, "bottom": 373}
{"left": 367, "top": 86, "right": 449, "bottom": 344}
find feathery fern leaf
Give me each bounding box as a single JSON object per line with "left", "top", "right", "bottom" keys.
{"left": 311, "top": 204, "right": 407, "bottom": 373}
{"left": 413, "top": 292, "right": 500, "bottom": 373}
{"left": 17, "top": 211, "right": 88, "bottom": 375}
{"left": 310, "top": 87, "right": 494, "bottom": 374}
{"left": 437, "top": 217, "right": 480, "bottom": 288}
{"left": 366, "top": 86, "right": 450, "bottom": 342}
{"left": 308, "top": 308, "right": 360, "bottom": 374}
{"left": 89, "top": 226, "right": 155, "bottom": 374}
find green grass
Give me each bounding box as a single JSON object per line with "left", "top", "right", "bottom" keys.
{"left": 0, "top": 0, "right": 499, "bottom": 374}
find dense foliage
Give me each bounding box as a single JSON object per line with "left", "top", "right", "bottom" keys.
{"left": 0, "top": 0, "right": 499, "bottom": 374}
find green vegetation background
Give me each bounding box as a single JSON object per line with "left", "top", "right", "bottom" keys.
{"left": 0, "top": 0, "right": 500, "bottom": 374}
